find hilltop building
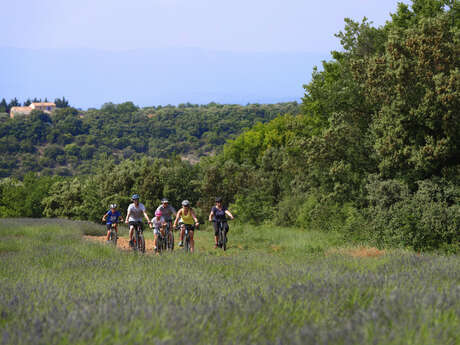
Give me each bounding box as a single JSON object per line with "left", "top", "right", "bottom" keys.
{"left": 10, "top": 102, "right": 56, "bottom": 119}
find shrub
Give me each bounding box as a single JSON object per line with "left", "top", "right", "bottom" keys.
{"left": 367, "top": 178, "right": 460, "bottom": 251}
{"left": 231, "top": 190, "right": 274, "bottom": 225}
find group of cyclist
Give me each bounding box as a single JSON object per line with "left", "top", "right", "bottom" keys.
{"left": 101, "top": 194, "right": 234, "bottom": 253}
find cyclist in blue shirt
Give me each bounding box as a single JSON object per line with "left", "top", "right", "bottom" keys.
{"left": 102, "top": 204, "right": 124, "bottom": 242}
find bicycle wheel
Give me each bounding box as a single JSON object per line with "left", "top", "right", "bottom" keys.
{"left": 111, "top": 230, "right": 117, "bottom": 246}
{"left": 158, "top": 235, "right": 164, "bottom": 253}
{"left": 185, "top": 234, "right": 190, "bottom": 253}
{"left": 162, "top": 234, "right": 167, "bottom": 251}
{"left": 139, "top": 232, "right": 145, "bottom": 253}
{"left": 133, "top": 231, "right": 139, "bottom": 252}
{"left": 222, "top": 230, "right": 227, "bottom": 251}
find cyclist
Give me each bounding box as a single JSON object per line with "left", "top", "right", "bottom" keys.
{"left": 150, "top": 210, "right": 165, "bottom": 253}
{"left": 125, "top": 194, "right": 152, "bottom": 248}
{"left": 102, "top": 204, "right": 124, "bottom": 243}
{"left": 156, "top": 198, "right": 176, "bottom": 247}
{"left": 208, "top": 197, "right": 234, "bottom": 248}
{"left": 173, "top": 200, "right": 199, "bottom": 252}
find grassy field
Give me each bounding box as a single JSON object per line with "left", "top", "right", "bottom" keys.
{"left": 1, "top": 218, "right": 459, "bottom": 345}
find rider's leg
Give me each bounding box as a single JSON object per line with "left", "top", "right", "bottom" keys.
{"left": 190, "top": 231, "right": 194, "bottom": 253}
{"left": 154, "top": 233, "right": 158, "bottom": 250}
{"left": 180, "top": 227, "right": 185, "bottom": 242}
{"left": 106, "top": 224, "right": 111, "bottom": 240}
{"left": 213, "top": 222, "right": 219, "bottom": 247}
{"left": 129, "top": 226, "right": 134, "bottom": 242}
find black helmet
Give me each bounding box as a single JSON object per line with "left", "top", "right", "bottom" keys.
{"left": 161, "top": 198, "right": 169, "bottom": 203}
{"left": 215, "top": 197, "right": 223, "bottom": 203}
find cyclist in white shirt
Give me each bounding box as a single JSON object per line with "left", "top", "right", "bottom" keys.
{"left": 150, "top": 210, "right": 166, "bottom": 253}
{"left": 125, "top": 194, "right": 151, "bottom": 248}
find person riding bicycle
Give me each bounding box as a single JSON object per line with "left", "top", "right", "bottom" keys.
{"left": 208, "top": 197, "right": 234, "bottom": 248}
{"left": 150, "top": 210, "right": 166, "bottom": 253}
{"left": 173, "top": 200, "right": 199, "bottom": 252}
{"left": 125, "top": 194, "right": 151, "bottom": 248}
{"left": 102, "top": 204, "right": 124, "bottom": 243}
{"left": 156, "top": 198, "right": 176, "bottom": 247}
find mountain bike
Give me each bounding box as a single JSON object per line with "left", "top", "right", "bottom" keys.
{"left": 165, "top": 222, "right": 174, "bottom": 251}
{"left": 178, "top": 224, "right": 194, "bottom": 253}
{"left": 155, "top": 227, "right": 166, "bottom": 254}
{"left": 215, "top": 220, "right": 228, "bottom": 251}
{"left": 132, "top": 221, "right": 145, "bottom": 253}
{"left": 108, "top": 223, "right": 118, "bottom": 246}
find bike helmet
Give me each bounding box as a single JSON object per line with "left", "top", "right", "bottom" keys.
{"left": 182, "top": 200, "right": 190, "bottom": 206}
{"left": 110, "top": 203, "right": 117, "bottom": 209}
{"left": 155, "top": 210, "right": 162, "bottom": 217}
{"left": 161, "top": 198, "right": 169, "bottom": 203}
{"left": 131, "top": 194, "right": 140, "bottom": 200}
{"left": 215, "top": 197, "right": 223, "bottom": 203}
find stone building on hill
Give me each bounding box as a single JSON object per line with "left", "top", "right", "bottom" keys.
{"left": 10, "top": 102, "right": 56, "bottom": 119}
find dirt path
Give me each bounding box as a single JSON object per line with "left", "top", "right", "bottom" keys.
{"left": 84, "top": 235, "right": 157, "bottom": 251}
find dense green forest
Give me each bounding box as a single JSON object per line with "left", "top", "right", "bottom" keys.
{"left": 0, "top": 102, "right": 299, "bottom": 177}
{"left": 1, "top": 0, "right": 459, "bottom": 251}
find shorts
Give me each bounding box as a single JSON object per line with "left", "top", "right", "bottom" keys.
{"left": 106, "top": 223, "right": 117, "bottom": 230}
{"left": 129, "top": 221, "right": 143, "bottom": 231}
{"left": 181, "top": 223, "right": 195, "bottom": 232}
{"left": 153, "top": 227, "right": 163, "bottom": 236}
{"left": 213, "top": 221, "right": 228, "bottom": 236}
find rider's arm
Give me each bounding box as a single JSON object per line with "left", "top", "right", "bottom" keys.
{"left": 102, "top": 212, "right": 108, "bottom": 222}
{"left": 208, "top": 210, "right": 214, "bottom": 222}
{"left": 125, "top": 210, "right": 131, "bottom": 224}
{"left": 173, "top": 209, "right": 182, "bottom": 227}
{"left": 225, "top": 210, "right": 234, "bottom": 220}
{"left": 191, "top": 209, "right": 199, "bottom": 225}
{"left": 143, "top": 211, "right": 151, "bottom": 224}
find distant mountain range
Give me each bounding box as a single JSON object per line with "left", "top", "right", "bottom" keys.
{"left": 0, "top": 47, "right": 327, "bottom": 109}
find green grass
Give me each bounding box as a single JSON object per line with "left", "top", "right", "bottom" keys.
{"left": 0, "top": 218, "right": 459, "bottom": 345}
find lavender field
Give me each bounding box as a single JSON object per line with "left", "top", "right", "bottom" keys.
{"left": 1, "top": 218, "right": 459, "bottom": 345}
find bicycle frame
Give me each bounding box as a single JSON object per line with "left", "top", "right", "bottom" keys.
{"left": 109, "top": 223, "right": 117, "bottom": 246}
{"left": 133, "top": 222, "right": 145, "bottom": 253}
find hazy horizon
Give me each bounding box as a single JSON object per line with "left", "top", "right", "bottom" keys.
{"left": 0, "top": 0, "right": 409, "bottom": 108}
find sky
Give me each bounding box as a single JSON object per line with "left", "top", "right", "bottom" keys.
{"left": 0, "top": 0, "right": 408, "bottom": 108}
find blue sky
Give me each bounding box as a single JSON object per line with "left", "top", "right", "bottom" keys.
{"left": 0, "top": 0, "right": 408, "bottom": 108}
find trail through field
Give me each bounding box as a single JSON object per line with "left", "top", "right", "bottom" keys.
{"left": 84, "top": 235, "right": 156, "bottom": 251}
{"left": 84, "top": 234, "right": 385, "bottom": 258}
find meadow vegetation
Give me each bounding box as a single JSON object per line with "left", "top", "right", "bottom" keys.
{"left": 1, "top": 219, "right": 459, "bottom": 345}
{"left": 0, "top": 0, "right": 459, "bottom": 253}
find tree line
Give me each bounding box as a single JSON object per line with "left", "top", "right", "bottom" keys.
{"left": 1, "top": 0, "right": 459, "bottom": 252}
{"left": 0, "top": 102, "right": 299, "bottom": 178}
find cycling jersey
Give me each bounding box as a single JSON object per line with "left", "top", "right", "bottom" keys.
{"left": 156, "top": 205, "right": 176, "bottom": 221}
{"left": 180, "top": 208, "right": 195, "bottom": 225}
{"left": 106, "top": 210, "right": 121, "bottom": 224}
{"left": 151, "top": 216, "right": 165, "bottom": 230}
{"left": 151, "top": 216, "right": 165, "bottom": 235}
{"left": 127, "top": 203, "right": 146, "bottom": 222}
{"left": 211, "top": 206, "right": 227, "bottom": 221}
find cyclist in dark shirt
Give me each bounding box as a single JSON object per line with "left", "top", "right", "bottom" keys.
{"left": 102, "top": 204, "right": 123, "bottom": 242}
{"left": 208, "top": 197, "right": 234, "bottom": 249}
